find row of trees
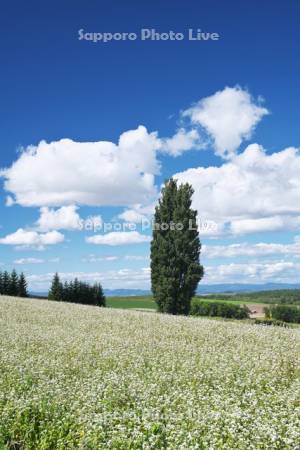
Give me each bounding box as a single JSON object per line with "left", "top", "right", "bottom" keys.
{"left": 48, "top": 273, "right": 106, "bottom": 306}
{"left": 265, "top": 305, "right": 300, "bottom": 323}
{"left": 0, "top": 270, "right": 28, "bottom": 297}
{"left": 190, "top": 299, "right": 250, "bottom": 319}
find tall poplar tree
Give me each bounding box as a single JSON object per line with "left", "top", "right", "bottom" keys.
{"left": 150, "top": 178, "right": 203, "bottom": 315}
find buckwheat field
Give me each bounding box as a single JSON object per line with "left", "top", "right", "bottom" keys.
{"left": 0, "top": 296, "right": 299, "bottom": 449}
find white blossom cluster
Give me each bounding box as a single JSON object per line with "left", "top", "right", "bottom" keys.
{"left": 0, "top": 296, "right": 299, "bottom": 449}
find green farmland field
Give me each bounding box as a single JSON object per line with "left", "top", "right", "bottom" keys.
{"left": 106, "top": 295, "right": 156, "bottom": 310}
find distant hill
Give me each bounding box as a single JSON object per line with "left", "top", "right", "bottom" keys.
{"left": 29, "top": 283, "right": 300, "bottom": 298}
{"left": 197, "top": 283, "right": 300, "bottom": 294}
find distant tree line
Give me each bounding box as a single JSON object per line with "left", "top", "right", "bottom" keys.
{"left": 48, "top": 273, "right": 106, "bottom": 306}
{"left": 0, "top": 269, "right": 28, "bottom": 297}
{"left": 190, "top": 299, "right": 250, "bottom": 319}
{"left": 265, "top": 304, "right": 300, "bottom": 324}
{"left": 204, "top": 290, "right": 300, "bottom": 305}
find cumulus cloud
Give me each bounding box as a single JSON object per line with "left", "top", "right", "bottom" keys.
{"left": 204, "top": 261, "right": 299, "bottom": 284}
{"left": 86, "top": 231, "right": 151, "bottom": 246}
{"left": 183, "top": 86, "right": 269, "bottom": 158}
{"left": 37, "top": 206, "right": 82, "bottom": 231}
{"left": 161, "top": 128, "right": 203, "bottom": 156}
{"left": 203, "top": 236, "right": 300, "bottom": 259}
{"left": 0, "top": 229, "right": 64, "bottom": 249}
{"left": 118, "top": 202, "right": 156, "bottom": 223}
{"left": 1, "top": 126, "right": 161, "bottom": 208}
{"left": 175, "top": 144, "right": 300, "bottom": 235}
{"left": 118, "top": 209, "right": 148, "bottom": 223}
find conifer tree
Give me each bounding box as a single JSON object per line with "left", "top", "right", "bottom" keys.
{"left": 0, "top": 271, "right": 3, "bottom": 295}
{"left": 2, "top": 271, "right": 10, "bottom": 295}
{"left": 150, "top": 178, "right": 203, "bottom": 315}
{"left": 9, "top": 269, "right": 19, "bottom": 296}
{"left": 48, "top": 273, "right": 63, "bottom": 301}
{"left": 18, "top": 272, "right": 28, "bottom": 297}
{"left": 92, "top": 282, "right": 106, "bottom": 306}
{"left": 47, "top": 273, "right": 105, "bottom": 306}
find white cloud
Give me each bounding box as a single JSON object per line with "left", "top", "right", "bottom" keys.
{"left": 25, "top": 260, "right": 300, "bottom": 290}
{"left": 118, "top": 209, "right": 148, "bottom": 223}
{"left": 82, "top": 255, "right": 120, "bottom": 263}
{"left": 82, "top": 254, "right": 149, "bottom": 262}
{"left": 36, "top": 205, "right": 103, "bottom": 233}
{"left": 14, "top": 257, "right": 61, "bottom": 264}
{"left": 203, "top": 261, "right": 299, "bottom": 284}
{"left": 37, "top": 205, "right": 82, "bottom": 231}
{"left": 118, "top": 203, "right": 156, "bottom": 224}
{"left": 0, "top": 229, "right": 64, "bottom": 249}
{"left": 230, "top": 216, "right": 300, "bottom": 235}
{"left": 14, "top": 257, "right": 44, "bottom": 264}
{"left": 175, "top": 144, "right": 300, "bottom": 235}
{"left": 203, "top": 236, "right": 300, "bottom": 259}
{"left": 1, "top": 126, "right": 160, "bottom": 208}
{"left": 86, "top": 231, "right": 151, "bottom": 246}
{"left": 124, "top": 255, "right": 149, "bottom": 261}
{"left": 183, "top": 86, "right": 269, "bottom": 158}
{"left": 161, "top": 128, "right": 203, "bottom": 156}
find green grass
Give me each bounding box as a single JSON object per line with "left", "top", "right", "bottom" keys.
{"left": 106, "top": 292, "right": 300, "bottom": 312}
{"left": 107, "top": 295, "right": 268, "bottom": 311}
{"left": 197, "top": 297, "right": 268, "bottom": 307}
{"left": 106, "top": 295, "right": 156, "bottom": 310}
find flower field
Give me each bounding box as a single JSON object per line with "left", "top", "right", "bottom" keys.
{"left": 0, "top": 296, "right": 300, "bottom": 449}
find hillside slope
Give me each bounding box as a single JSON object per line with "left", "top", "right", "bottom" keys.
{"left": 0, "top": 296, "right": 299, "bottom": 449}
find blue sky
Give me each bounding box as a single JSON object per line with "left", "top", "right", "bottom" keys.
{"left": 1, "top": 0, "right": 300, "bottom": 291}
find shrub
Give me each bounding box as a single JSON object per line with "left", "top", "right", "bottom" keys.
{"left": 254, "top": 318, "right": 289, "bottom": 328}
{"left": 190, "top": 300, "right": 249, "bottom": 319}
{"left": 270, "top": 305, "right": 300, "bottom": 323}
{"left": 264, "top": 306, "right": 271, "bottom": 319}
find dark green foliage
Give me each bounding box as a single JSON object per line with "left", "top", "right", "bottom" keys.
{"left": 190, "top": 299, "right": 250, "bottom": 319}
{"left": 48, "top": 273, "right": 105, "bottom": 306}
{"left": 150, "top": 178, "right": 203, "bottom": 315}
{"left": 254, "top": 318, "right": 289, "bottom": 327}
{"left": 264, "top": 306, "right": 271, "bottom": 319}
{"left": 8, "top": 269, "right": 19, "bottom": 296}
{"left": 0, "top": 270, "right": 28, "bottom": 297}
{"left": 18, "top": 272, "right": 28, "bottom": 297}
{"left": 0, "top": 271, "right": 10, "bottom": 295}
{"left": 269, "top": 305, "right": 300, "bottom": 323}
{"left": 48, "top": 273, "right": 63, "bottom": 301}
